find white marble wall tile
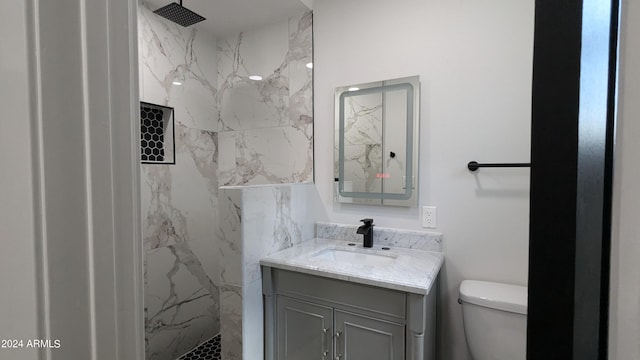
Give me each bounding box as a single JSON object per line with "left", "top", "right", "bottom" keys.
{"left": 288, "top": 12, "right": 313, "bottom": 127}
{"left": 218, "top": 189, "right": 243, "bottom": 287}
{"left": 241, "top": 280, "right": 264, "bottom": 360}
{"left": 217, "top": 22, "right": 290, "bottom": 132}
{"left": 141, "top": 128, "right": 218, "bottom": 250}
{"left": 234, "top": 128, "right": 291, "bottom": 184}
{"left": 217, "top": 183, "right": 319, "bottom": 359}
{"left": 145, "top": 246, "right": 220, "bottom": 360}
{"left": 218, "top": 126, "right": 313, "bottom": 186}
{"left": 216, "top": 131, "right": 237, "bottom": 184}
{"left": 240, "top": 188, "right": 280, "bottom": 285}
{"left": 139, "top": 2, "right": 225, "bottom": 359}
{"left": 170, "top": 127, "right": 218, "bottom": 247}
{"left": 138, "top": 2, "right": 218, "bottom": 132}
{"left": 243, "top": 185, "right": 316, "bottom": 284}
{"left": 316, "top": 222, "right": 443, "bottom": 252}
{"left": 290, "top": 183, "right": 320, "bottom": 243}
{"left": 220, "top": 284, "right": 242, "bottom": 360}
{"left": 268, "top": 186, "right": 299, "bottom": 251}
{"left": 219, "top": 280, "right": 263, "bottom": 360}
{"left": 219, "top": 184, "right": 318, "bottom": 287}
{"left": 217, "top": 11, "right": 313, "bottom": 186}
{"left": 284, "top": 124, "right": 314, "bottom": 183}
{"left": 141, "top": 127, "right": 220, "bottom": 357}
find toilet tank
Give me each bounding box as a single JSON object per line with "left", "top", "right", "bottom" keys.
{"left": 459, "top": 280, "right": 528, "bottom": 360}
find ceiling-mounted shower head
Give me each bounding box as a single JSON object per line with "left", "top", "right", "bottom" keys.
{"left": 153, "top": 0, "right": 206, "bottom": 27}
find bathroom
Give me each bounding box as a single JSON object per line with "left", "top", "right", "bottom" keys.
{"left": 138, "top": 0, "right": 531, "bottom": 358}
{"left": 1, "top": 1, "right": 638, "bottom": 360}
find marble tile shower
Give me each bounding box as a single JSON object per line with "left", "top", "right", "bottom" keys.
{"left": 142, "top": 127, "right": 220, "bottom": 360}
{"left": 218, "top": 183, "right": 319, "bottom": 360}
{"left": 217, "top": 12, "right": 313, "bottom": 186}
{"left": 138, "top": 2, "right": 218, "bottom": 132}
{"left": 139, "top": 1, "right": 314, "bottom": 359}
{"left": 139, "top": 2, "right": 221, "bottom": 359}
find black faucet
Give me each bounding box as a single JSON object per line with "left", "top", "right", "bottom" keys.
{"left": 357, "top": 218, "right": 374, "bottom": 248}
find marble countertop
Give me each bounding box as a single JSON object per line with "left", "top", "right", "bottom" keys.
{"left": 260, "top": 238, "right": 444, "bottom": 295}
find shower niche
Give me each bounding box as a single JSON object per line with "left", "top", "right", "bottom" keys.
{"left": 140, "top": 102, "right": 175, "bottom": 164}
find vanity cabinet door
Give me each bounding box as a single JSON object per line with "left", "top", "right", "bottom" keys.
{"left": 277, "top": 296, "right": 333, "bottom": 360}
{"left": 334, "top": 309, "right": 405, "bottom": 360}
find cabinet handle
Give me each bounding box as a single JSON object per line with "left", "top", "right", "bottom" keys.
{"left": 322, "top": 328, "right": 330, "bottom": 358}
{"left": 334, "top": 331, "right": 343, "bottom": 360}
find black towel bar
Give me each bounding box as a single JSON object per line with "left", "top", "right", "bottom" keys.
{"left": 467, "top": 161, "right": 531, "bottom": 172}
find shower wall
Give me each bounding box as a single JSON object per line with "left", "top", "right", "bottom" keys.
{"left": 139, "top": 2, "right": 314, "bottom": 358}
{"left": 217, "top": 11, "right": 314, "bottom": 186}
{"left": 218, "top": 183, "right": 320, "bottom": 360}
{"left": 138, "top": 3, "right": 220, "bottom": 360}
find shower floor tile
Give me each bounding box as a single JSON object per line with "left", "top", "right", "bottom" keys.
{"left": 176, "top": 334, "right": 221, "bottom": 360}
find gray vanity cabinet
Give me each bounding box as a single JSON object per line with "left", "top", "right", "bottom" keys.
{"left": 276, "top": 296, "right": 333, "bottom": 359}
{"left": 263, "top": 267, "right": 437, "bottom": 360}
{"left": 275, "top": 295, "right": 404, "bottom": 360}
{"left": 335, "top": 309, "right": 405, "bottom": 359}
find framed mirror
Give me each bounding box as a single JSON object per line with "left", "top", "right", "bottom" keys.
{"left": 334, "top": 75, "right": 420, "bottom": 206}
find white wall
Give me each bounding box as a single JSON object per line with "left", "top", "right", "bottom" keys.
{"left": 313, "top": 1, "right": 534, "bottom": 359}
{"left": 609, "top": 1, "right": 640, "bottom": 358}
{"left": 0, "top": 1, "right": 40, "bottom": 358}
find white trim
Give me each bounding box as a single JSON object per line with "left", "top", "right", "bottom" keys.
{"left": 79, "top": 0, "right": 99, "bottom": 357}
{"left": 10, "top": 0, "right": 144, "bottom": 358}
{"left": 27, "top": 0, "right": 53, "bottom": 358}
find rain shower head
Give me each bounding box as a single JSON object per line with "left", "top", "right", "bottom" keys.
{"left": 153, "top": 0, "right": 206, "bottom": 27}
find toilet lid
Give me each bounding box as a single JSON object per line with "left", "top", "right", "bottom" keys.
{"left": 459, "top": 280, "right": 528, "bottom": 315}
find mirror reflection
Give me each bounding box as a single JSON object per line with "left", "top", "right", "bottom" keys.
{"left": 334, "top": 76, "right": 420, "bottom": 206}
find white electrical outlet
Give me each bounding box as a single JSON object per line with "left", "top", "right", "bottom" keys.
{"left": 422, "top": 206, "right": 437, "bottom": 228}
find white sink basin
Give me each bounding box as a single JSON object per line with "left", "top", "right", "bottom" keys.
{"left": 311, "top": 248, "right": 397, "bottom": 266}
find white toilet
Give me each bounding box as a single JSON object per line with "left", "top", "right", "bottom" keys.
{"left": 459, "top": 280, "right": 528, "bottom": 360}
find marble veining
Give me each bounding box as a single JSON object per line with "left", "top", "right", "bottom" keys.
{"left": 139, "top": 2, "right": 221, "bottom": 358}
{"left": 139, "top": 2, "right": 218, "bottom": 132}
{"left": 218, "top": 184, "right": 317, "bottom": 287}
{"left": 344, "top": 94, "right": 383, "bottom": 146}
{"left": 142, "top": 126, "right": 220, "bottom": 360}
{"left": 342, "top": 143, "right": 383, "bottom": 194}
{"left": 218, "top": 183, "right": 318, "bottom": 360}
{"left": 261, "top": 239, "right": 444, "bottom": 295}
{"left": 335, "top": 94, "right": 384, "bottom": 195}
{"left": 220, "top": 284, "right": 242, "bottom": 360}
{"left": 140, "top": 5, "right": 315, "bottom": 359}
{"left": 145, "top": 246, "right": 219, "bottom": 360}
{"left": 216, "top": 12, "right": 313, "bottom": 186}
{"left": 316, "top": 222, "right": 443, "bottom": 252}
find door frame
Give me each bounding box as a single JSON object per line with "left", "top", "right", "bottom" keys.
{"left": 527, "top": 0, "right": 619, "bottom": 359}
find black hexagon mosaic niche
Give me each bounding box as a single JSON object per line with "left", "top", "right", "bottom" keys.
{"left": 177, "top": 334, "right": 221, "bottom": 360}
{"left": 140, "top": 102, "right": 175, "bottom": 164}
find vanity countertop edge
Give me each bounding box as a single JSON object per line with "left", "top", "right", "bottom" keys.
{"left": 260, "top": 238, "right": 444, "bottom": 295}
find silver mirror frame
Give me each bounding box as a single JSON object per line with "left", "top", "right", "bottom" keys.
{"left": 334, "top": 75, "right": 420, "bottom": 206}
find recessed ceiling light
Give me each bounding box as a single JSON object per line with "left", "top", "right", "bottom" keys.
{"left": 249, "top": 75, "right": 263, "bottom": 81}
{"left": 172, "top": 80, "right": 183, "bottom": 86}
{"left": 306, "top": 62, "right": 313, "bottom": 69}
{"left": 348, "top": 87, "right": 360, "bottom": 92}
